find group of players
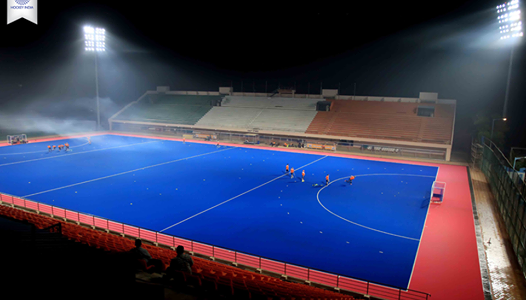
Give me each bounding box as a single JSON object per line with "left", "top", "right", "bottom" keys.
{"left": 285, "top": 164, "right": 355, "bottom": 186}
{"left": 46, "top": 137, "right": 91, "bottom": 153}
{"left": 48, "top": 143, "right": 70, "bottom": 152}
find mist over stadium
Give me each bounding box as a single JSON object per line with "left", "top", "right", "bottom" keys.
{"left": 0, "top": 1, "right": 525, "bottom": 300}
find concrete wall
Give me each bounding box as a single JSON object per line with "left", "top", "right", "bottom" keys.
{"left": 322, "top": 89, "right": 338, "bottom": 98}
{"left": 219, "top": 87, "right": 232, "bottom": 94}
{"left": 110, "top": 119, "right": 453, "bottom": 161}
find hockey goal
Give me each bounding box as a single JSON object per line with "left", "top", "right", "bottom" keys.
{"left": 7, "top": 134, "right": 28, "bottom": 145}
{"left": 430, "top": 181, "right": 446, "bottom": 204}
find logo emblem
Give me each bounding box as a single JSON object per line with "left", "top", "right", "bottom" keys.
{"left": 8, "top": 0, "right": 37, "bottom": 25}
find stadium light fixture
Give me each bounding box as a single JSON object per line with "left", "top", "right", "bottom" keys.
{"left": 84, "top": 26, "right": 106, "bottom": 130}
{"left": 84, "top": 26, "right": 106, "bottom": 52}
{"left": 497, "top": 0, "right": 522, "bottom": 40}
{"left": 495, "top": 0, "right": 522, "bottom": 119}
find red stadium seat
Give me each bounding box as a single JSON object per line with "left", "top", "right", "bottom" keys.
{"left": 185, "top": 274, "right": 202, "bottom": 288}
{"left": 0, "top": 205, "right": 356, "bottom": 300}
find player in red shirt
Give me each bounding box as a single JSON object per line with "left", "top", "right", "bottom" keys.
{"left": 326, "top": 174, "right": 330, "bottom": 185}
{"left": 302, "top": 170, "right": 305, "bottom": 182}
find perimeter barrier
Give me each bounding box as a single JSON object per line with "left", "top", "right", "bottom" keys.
{"left": 111, "top": 122, "right": 447, "bottom": 160}
{"left": 0, "top": 192, "right": 430, "bottom": 300}
{"left": 479, "top": 139, "right": 526, "bottom": 278}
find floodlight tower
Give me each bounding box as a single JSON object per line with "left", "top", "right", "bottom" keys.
{"left": 496, "top": 0, "right": 522, "bottom": 118}
{"left": 84, "top": 26, "right": 106, "bottom": 130}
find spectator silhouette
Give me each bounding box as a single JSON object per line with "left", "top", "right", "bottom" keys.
{"left": 129, "top": 239, "right": 163, "bottom": 273}
{"left": 168, "top": 245, "right": 194, "bottom": 275}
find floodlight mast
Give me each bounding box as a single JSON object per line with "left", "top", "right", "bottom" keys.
{"left": 496, "top": 0, "right": 522, "bottom": 118}
{"left": 84, "top": 26, "right": 106, "bottom": 130}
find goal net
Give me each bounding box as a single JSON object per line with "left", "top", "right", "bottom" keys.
{"left": 7, "top": 134, "right": 28, "bottom": 145}
{"left": 430, "top": 181, "right": 446, "bottom": 204}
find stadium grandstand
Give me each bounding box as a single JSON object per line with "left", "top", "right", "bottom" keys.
{"left": 110, "top": 87, "right": 456, "bottom": 161}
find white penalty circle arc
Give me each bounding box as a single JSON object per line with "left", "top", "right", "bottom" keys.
{"left": 0, "top": 137, "right": 90, "bottom": 156}
{"left": 316, "top": 173, "right": 436, "bottom": 242}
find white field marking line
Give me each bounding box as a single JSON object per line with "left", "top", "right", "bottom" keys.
{"left": 22, "top": 147, "right": 236, "bottom": 198}
{"left": 70, "top": 139, "right": 90, "bottom": 149}
{"left": 159, "top": 155, "right": 329, "bottom": 232}
{"left": 0, "top": 137, "right": 89, "bottom": 156}
{"left": 316, "top": 173, "right": 437, "bottom": 241}
{"left": 406, "top": 166, "right": 439, "bottom": 289}
{"left": 0, "top": 140, "right": 158, "bottom": 168}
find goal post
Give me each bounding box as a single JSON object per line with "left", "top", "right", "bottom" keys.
{"left": 7, "top": 134, "right": 28, "bottom": 145}
{"left": 430, "top": 181, "right": 446, "bottom": 204}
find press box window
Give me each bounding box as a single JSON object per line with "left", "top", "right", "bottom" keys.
{"left": 417, "top": 106, "right": 435, "bottom": 117}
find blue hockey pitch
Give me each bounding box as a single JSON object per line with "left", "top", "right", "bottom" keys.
{"left": 0, "top": 134, "right": 438, "bottom": 288}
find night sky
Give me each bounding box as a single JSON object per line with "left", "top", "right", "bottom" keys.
{"left": 0, "top": 1, "right": 524, "bottom": 152}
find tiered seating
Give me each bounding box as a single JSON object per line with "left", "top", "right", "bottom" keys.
{"left": 304, "top": 112, "right": 336, "bottom": 135}
{"left": 154, "top": 95, "right": 218, "bottom": 106}
{"left": 248, "top": 109, "right": 317, "bottom": 132}
{"left": 0, "top": 205, "right": 57, "bottom": 229}
{"left": 331, "top": 101, "right": 418, "bottom": 114}
{"left": 419, "top": 117, "right": 453, "bottom": 143}
{"left": 195, "top": 107, "right": 262, "bottom": 128}
{"left": 306, "top": 100, "right": 454, "bottom": 144}
{"left": 197, "top": 107, "right": 317, "bottom": 132}
{"left": 197, "top": 96, "right": 318, "bottom": 132}
{"left": 328, "top": 113, "right": 423, "bottom": 140}
{"left": 190, "top": 259, "right": 355, "bottom": 299}
{"left": 0, "top": 204, "right": 356, "bottom": 300}
{"left": 223, "top": 96, "right": 319, "bottom": 110}
{"left": 114, "top": 95, "right": 217, "bottom": 125}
